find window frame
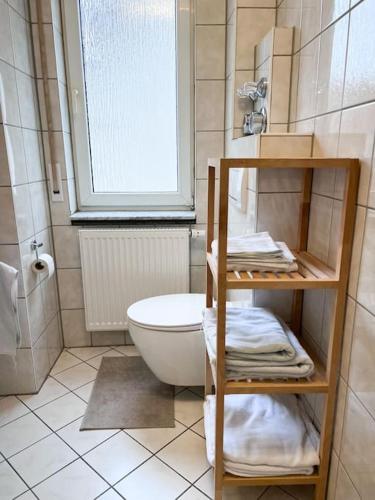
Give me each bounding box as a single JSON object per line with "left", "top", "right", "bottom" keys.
{"left": 62, "top": 0, "right": 194, "bottom": 210}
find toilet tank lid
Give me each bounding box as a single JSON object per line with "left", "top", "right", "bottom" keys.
{"left": 127, "top": 294, "right": 205, "bottom": 329}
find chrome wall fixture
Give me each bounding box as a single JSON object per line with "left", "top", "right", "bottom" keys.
{"left": 236, "top": 77, "right": 267, "bottom": 102}
{"left": 243, "top": 107, "right": 267, "bottom": 135}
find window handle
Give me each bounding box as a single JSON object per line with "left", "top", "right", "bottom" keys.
{"left": 72, "top": 88, "right": 79, "bottom": 115}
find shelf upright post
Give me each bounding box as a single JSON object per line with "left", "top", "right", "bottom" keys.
{"left": 214, "top": 159, "right": 230, "bottom": 500}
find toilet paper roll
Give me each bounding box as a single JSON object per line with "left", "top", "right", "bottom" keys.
{"left": 31, "top": 253, "right": 55, "bottom": 278}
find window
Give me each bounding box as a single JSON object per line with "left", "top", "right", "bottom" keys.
{"left": 62, "top": 0, "right": 193, "bottom": 209}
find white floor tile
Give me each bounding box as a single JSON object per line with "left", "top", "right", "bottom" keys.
{"left": 73, "top": 381, "right": 95, "bottom": 403}
{"left": 113, "top": 345, "right": 139, "bottom": 356}
{"left": 32, "top": 459, "right": 108, "bottom": 500}
{"left": 67, "top": 347, "right": 111, "bottom": 361}
{"left": 191, "top": 418, "right": 205, "bottom": 438}
{"left": 35, "top": 393, "right": 87, "bottom": 431}
{"left": 260, "top": 487, "right": 294, "bottom": 499}
{"left": 19, "top": 378, "right": 69, "bottom": 410}
{"left": 97, "top": 488, "right": 123, "bottom": 499}
{"left": 0, "top": 413, "right": 51, "bottom": 458}
{"left": 84, "top": 432, "right": 151, "bottom": 484}
{"left": 0, "top": 396, "right": 29, "bottom": 427}
{"left": 157, "top": 430, "right": 209, "bottom": 483}
{"left": 115, "top": 456, "right": 189, "bottom": 500}
{"left": 175, "top": 390, "right": 204, "bottom": 427}
{"left": 0, "top": 461, "right": 28, "bottom": 499}
{"left": 9, "top": 434, "right": 77, "bottom": 487}
{"left": 125, "top": 421, "right": 186, "bottom": 453}
{"left": 53, "top": 363, "right": 98, "bottom": 390}
{"left": 179, "top": 487, "right": 210, "bottom": 500}
{"left": 86, "top": 351, "right": 124, "bottom": 369}
{"left": 195, "top": 469, "right": 266, "bottom": 500}
{"left": 188, "top": 387, "right": 205, "bottom": 398}
{"left": 57, "top": 417, "right": 118, "bottom": 455}
{"left": 50, "top": 351, "right": 81, "bottom": 375}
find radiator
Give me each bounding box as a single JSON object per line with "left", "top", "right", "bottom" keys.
{"left": 79, "top": 228, "right": 190, "bottom": 331}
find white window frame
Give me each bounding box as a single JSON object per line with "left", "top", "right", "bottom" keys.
{"left": 62, "top": 0, "right": 194, "bottom": 210}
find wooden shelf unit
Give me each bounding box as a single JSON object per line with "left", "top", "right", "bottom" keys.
{"left": 204, "top": 157, "right": 359, "bottom": 500}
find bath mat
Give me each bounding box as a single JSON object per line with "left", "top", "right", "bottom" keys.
{"left": 80, "top": 356, "right": 175, "bottom": 430}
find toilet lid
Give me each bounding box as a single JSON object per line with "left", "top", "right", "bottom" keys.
{"left": 127, "top": 294, "right": 205, "bottom": 331}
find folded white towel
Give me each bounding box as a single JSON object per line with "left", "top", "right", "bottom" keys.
{"left": 204, "top": 394, "right": 320, "bottom": 477}
{"left": 0, "top": 262, "right": 20, "bottom": 356}
{"left": 204, "top": 307, "right": 315, "bottom": 380}
{"left": 212, "top": 232, "right": 281, "bottom": 258}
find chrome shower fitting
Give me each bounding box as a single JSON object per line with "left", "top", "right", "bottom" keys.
{"left": 236, "top": 77, "right": 267, "bottom": 102}
{"left": 243, "top": 107, "right": 267, "bottom": 135}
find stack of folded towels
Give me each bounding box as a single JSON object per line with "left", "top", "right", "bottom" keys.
{"left": 204, "top": 393, "right": 320, "bottom": 476}
{"left": 203, "top": 306, "right": 315, "bottom": 380}
{"left": 211, "top": 231, "right": 298, "bottom": 272}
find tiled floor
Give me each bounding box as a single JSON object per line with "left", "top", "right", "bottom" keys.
{"left": 0, "top": 347, "right": 314, "bottom": 500}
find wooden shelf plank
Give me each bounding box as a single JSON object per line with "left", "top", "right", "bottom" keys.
{"left": 223, "top": 472, "right": 320, "bottom": 487}
{"left": 207, "top": 252, "right": 339, "bottom": 290}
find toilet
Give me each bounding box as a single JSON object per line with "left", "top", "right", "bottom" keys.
{"left": 127, "top": 293, "right": 206, "bottom": 386}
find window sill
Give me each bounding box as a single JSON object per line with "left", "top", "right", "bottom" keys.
{"left": 70, "top": 210, "right": 196, "bottom": 225}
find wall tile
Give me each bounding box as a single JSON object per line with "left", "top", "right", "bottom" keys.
{"left": 357, "top": 209, "right": 375, "bottom": 314}
{"left": 307, "top": 194, "right": 333, "bottom": 263}
{"left": 340, "top": 389, "right": 375, "bottom": 499}
{"left": 53, "top": 226, "right": 80, "bottom": 269}
{"left": 348, "top": 206, "right": 366, "bottom": 299}
{"left": 348, "top": 303, "right": 375, "bottom": 419}
{"left": 91, "top": 331, "right": 125, "bottom": 347}
{"left": 12, "top": 184, "right": 34, "bottom": 244}
{"left": 196, "top": 0, "right": 226, "bottom": 24}
{"left": 23, "top": 129, "right": 45, "bottom": 183}
{"left": 46, "top": 314, "right": 62, "bottom": 367}
{"left": 316, "top": 15, "right": 348, "bottom": 115}
{"left": 41, "top": 276, "right": 59, "bottom": 326}
{"left": 30, "top": 181, "right": 50, "bottom": 234}
{"left": 57, "top": 268, "right": 84, "bottom": 310}
{"left": 32, "top": 329, "right": 50, "bottom": 389}
{"left": 196, "top": 26, "right": 226, "bottom": 79}
{"left": 327, "top": 450, "right": 338, "bottom": 500}
{"left": 4, "top": 125, "right": 28, "bottom": 186}
{"left": 233, "top": 69, "right": 254, "bottom": 129}
{"left": 273, "top": 26, "right": 294, "bottom": 55}
{"left": 226, "top": 9, "right": 236, "bottom": 77}
{"left": 334, "top": 461, "right": 360, "bottom": 500}
{"left": 0, "top": 349, "right": 36, "bottom": 395}
{"left": 0, "top": 1, "right": 14, "bottom": 65}
{"left": 0, "top": 60, "right": 21, "bottom": 126}
{"left": 333, "top": 377, "right": 347, "bottom": 453}
{"left": 0, "top": 244, "right": 23, "bottom": 295}
{"left": 195, "top": 179, "right": 219, "bottom": 224}
{"left": 344, "top": 0, "right": 375, "bottom": 107}
{"left": 0, "top": 126, "right": 11, "bottom": 186}
{"left": 302, "top": 289, "right": 325, "bottom": 346}
{"left": 61, "top": 309, "right": 91, "bottom": 347}
{"left": 300, "top": 0, "right": 322, "bottom": 48}
{"left": 321, "top": 0, "right": 350, "bottom": 29}
{"left": 296, "top": 38, "right": 319, "bottom": 121}
{"left": 236, "top": 8, "right": 275, "bottom": 70}
{"left": 10, "top": 9, "right": 34, "bottom": 76}
{"left": 276, "top": 0, "right": 302, "bottom": 52}
{"left": 268, "top": 55, "right": 292, "bottom": 124}
{"left": 196, "top": 81, "right": 225, "bottom": 131}
{"left": 328, "top": 200, "right": 342, "bottom": 270}
{"left": 26, "top": 284, "right": 46, "bottom": 345}
{"left": 0, "top": 190, "right": 17, "bottom": 245}
{"left": 9, "top": 0, "right": 30, "bottom": 20}
{"left": 190, "top": 265, "right": 206, "bottom": 293}
{"left": 341, "top": 296, "right": 355, "bottom": 381}
{"left": 16, "top": 71, "right": 40, "bottom": 130}
{"left": 196, "top": 132, "right": 224, "bottom": 179}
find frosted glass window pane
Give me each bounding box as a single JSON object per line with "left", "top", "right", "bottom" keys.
{"left": 79, "top": 0, "right": 178, "bottom": 193}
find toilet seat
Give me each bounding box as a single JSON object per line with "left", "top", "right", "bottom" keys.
{"left": 127, "top": 293, "right": 205, "bottom": 332}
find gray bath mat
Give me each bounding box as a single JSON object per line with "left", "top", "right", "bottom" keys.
{"left": 80, "top": 356, "right": 174, "bottom": 430}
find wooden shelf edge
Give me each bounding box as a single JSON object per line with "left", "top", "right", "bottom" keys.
{"left": 223, "top": 471, "right": 320, "bottom": 487}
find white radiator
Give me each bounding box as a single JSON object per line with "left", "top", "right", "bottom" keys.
{"left": 79, "top": 228, "right": 190, "bottom": 331}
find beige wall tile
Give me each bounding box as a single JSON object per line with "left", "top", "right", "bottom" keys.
{"left": 53, "top": 226, "right": 81, "bottom": 269}
{"left": 327, "top": 450, "right": 338, "bottom": 499}
{"left": 260, "top": 134, "right": 312, "bottom": 157}
{"left": 258, "top": 168, "right": 303, "bottom": 193}
{"left": 233, "top": 69, "right": 254, "bottom": 129}
{"left": 57, "top": 268, "right": 84, "bottom": 310}
{"left": 0, "top": 1, "right": 14, "bottom": 65}
{"left": 22, "top": 129, "right": 44, "bottom": 183}
{"left": 10, "top": 8, "right": 34, "bottom": 76}
{"left": 61, "top": 309, "right": 91, "bottom": 347}
{"left": 348, "top": 206, "right": 366, "bottom": 299}
{"left": 344, "top": 0, "right": 375, "bottom": 107}
{"left": 12, "top": 184, "right": 35, "bottom": 242}
{"left": 276, "top": 0, "right": 302, "bottom": 52}
{"left": 321, "top": 0, "right": 350, "bottom": 29}
{"left": 238, "top": 0, "right": 276, "bottom": 6}
{"left": 302, "top": 289, "right": 325, "bottom": 345}
{"left": 196, "top": 132, "right": 224, "bottom": 179}
{"left": 307, "top": 194, "right": 333, "bottom": 262}
{"left": 348, "top": 303, "right": 375, "bottom": 419}
{"left": 288, "top": 52, "right": 300, "bottom": 123}
{"left": 300, "top": 0, "right": 322, "bottom": 48}
{"left": 254, "top": 289, "right": 294, "bottom": 323}
{"left": 16, "top": 71, "right": 40, "bottom": 130}
{"left": 196, "top": 26, "right": 226, "bottom": 80}
{"left": 341, "top": 297, "right": 355, "bottom": 382}
{"left": 196, "top": 80, "right": 225, "bottom": 131}
{"left": 334, "top": 461, "right": 360, "bottom": 499}
{"left": 195, "top": 179, "right": 219, "bottom": 224}
{"left": 41, "top": 276, "right": 59, "bottom": 325}
{"left": 273, "top": 26, "right": 294, "bottom": 55}
{"left": 357, "top": 209, "right": 375, "bottom": 314}
{"left": 0, "top": 60, "right": 21, "bottom": 126}
{"left": 190, "top": 265, "right": 206, "bottom": 293}
{"left": 30, "top": 181, "right": 51, "bottom": 234}
{"left": 3, "top": 126, "right": 28, "bottom": 187}
{"left": 257, "top": 192, "right": 300, "bottom": 248}
{"left": 0, "top": 349, "right": 36, "bottom": 395}
{"left": 26, "top": 284, "right": 46, "bottom": 345}
{"left": 296, "top": 38, "right": 319, "bottom": 121}
{"left": 46, "top": 314, "right": 62, "bottom": 367}
{"left": 333, "top": 377, "right": 348, "bottom": 453}
{"left": 236, "top": 8, "right": 275, "bottom": 70}
{"left": 340, "top": 389, "right": 375, "bottom": 499}
{"left": 196, "top": 0, "right": 226, "bottom": 24}
{"left": 268, "top": 55, "right": 292, "bottom": 124}
{"left": 316, "top": 15, "right": 348, "bottom": 115}
{"left": 49, "top": 181, "right": 71, "bottom": 226}
{"left": 0, "top": 126, "right": 11, "bottom": 187}
{"left": 32, "top": 329, "right": 50, "bottom": 389}
{"left": 328, "top": 200, "right": 343, "bottom": 270}
{"left": 226, "top": 9, "right": 236, "bottom": 77}
{"left": 91, "top": 331, "right": 125, "bottom": 347}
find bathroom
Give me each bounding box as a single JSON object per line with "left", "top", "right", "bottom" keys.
{"left": 0, "top": 0, "right": 374, "bottom": 498}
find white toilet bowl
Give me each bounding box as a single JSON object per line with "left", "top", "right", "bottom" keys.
{"left": 127, "top": 293, "right": 206, "bottom": 386}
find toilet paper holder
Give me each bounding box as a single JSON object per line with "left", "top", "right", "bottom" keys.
{"left": 31, "top": 240, "right": 43, "bottom": 263}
